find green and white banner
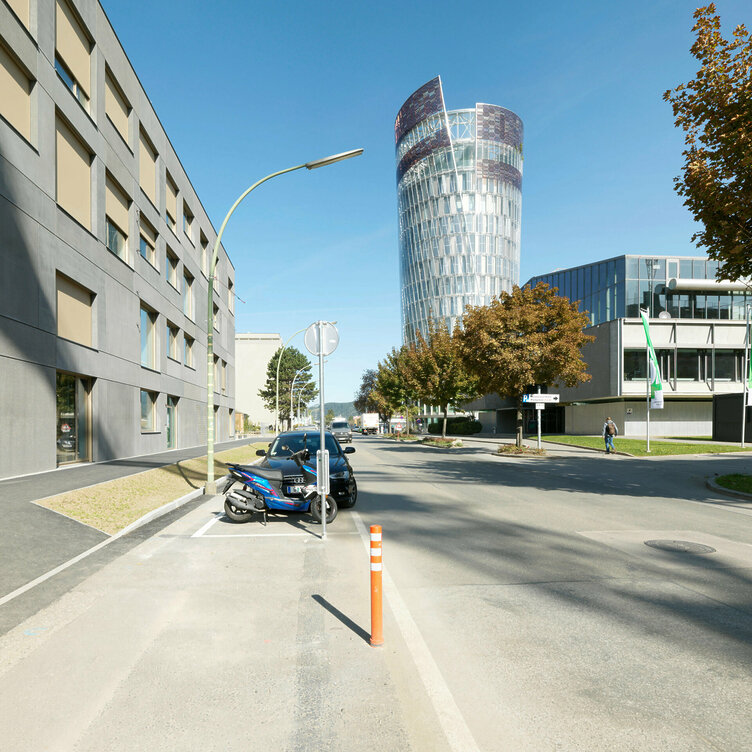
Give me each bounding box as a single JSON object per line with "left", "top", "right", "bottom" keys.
{"left": 640, "top": 310, "right": 664, "bottom": 409}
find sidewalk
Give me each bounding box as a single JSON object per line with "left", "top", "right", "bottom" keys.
{"left": 0, "top": 437, "right": 268, "bottom": 614}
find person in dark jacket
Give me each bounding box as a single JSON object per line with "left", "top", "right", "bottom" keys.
{"left": 602, "top": 417, "right": 618, "bottom": 454}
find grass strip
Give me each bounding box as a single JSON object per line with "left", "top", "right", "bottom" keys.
{"left": 543, "top": 435, "right": 752, "bottom": 457}
{"left": 715, "top": 474, "right": 752, "bottom": 494}
{"left": 36, "top": 443, "right": 267, "bottom": 535}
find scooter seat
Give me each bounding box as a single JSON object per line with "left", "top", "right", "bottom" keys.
{"left": 236, "top": 464, "right": 283, "bottom": 483}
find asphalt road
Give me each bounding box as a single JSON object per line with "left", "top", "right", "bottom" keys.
{"left": 1, "top": 435, "right": 751, "bottom": 750}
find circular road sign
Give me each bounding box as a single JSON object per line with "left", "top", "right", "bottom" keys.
{"left": 305, "top": 322, "right": 339, "bottom": 357}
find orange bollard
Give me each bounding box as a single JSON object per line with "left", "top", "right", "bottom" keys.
{"left": 370, "top": 525, "right": 384, "bottom": 647}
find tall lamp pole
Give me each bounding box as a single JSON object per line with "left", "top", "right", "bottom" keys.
{"left": 289, "top": 368, "right": 306, "bottom": 429}
{"left": 205, "top": 149, "right": 363, "bottom": 493}
{"left": 275, "top": 328, "right": 307, "bottom": 434}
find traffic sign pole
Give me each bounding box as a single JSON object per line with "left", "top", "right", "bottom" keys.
{"left": 537, "top": 387, "right": 542, "bottom": 450}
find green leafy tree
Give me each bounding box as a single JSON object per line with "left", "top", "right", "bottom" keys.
{"left": 354, "top": 369, "right": 380, "bottom": 413}
{"left": 325, "top": 408, "right": 335, "bottom": 425}
{"left": 405, "top": 319, "right": 478, "bottom": 438}
{"left": 459, "top": 283, "right": 594, "bottom": 447}
{"left": 258, "top": 347, "right": 317, "bottom": 430}
{"left": 374, "top": 346, "right": 416, "bottom": 426}
{"left": 664, "top": 5, "right": 752, "bottom": 280}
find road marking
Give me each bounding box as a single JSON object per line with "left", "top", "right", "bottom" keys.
{"left": 191, "top": 515, "right": 221, "bottom": 538}
{"left": 351, "top": 511, "right": 480, "bottom": 752}
{"left": 197, "top": 531, "right": 360, "bottom": 538}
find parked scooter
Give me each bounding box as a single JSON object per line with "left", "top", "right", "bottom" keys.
{"left": 222, "top": 445, "right": 337, "bottom": 525}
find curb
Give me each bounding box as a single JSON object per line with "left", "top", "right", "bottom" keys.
{"left": 540, "top": 439, "right": 633, "bottom": 457}
{"left": 705, "top": 476, "right": 752, "bottom": 502}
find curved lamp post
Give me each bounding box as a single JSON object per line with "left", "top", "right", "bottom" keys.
{"left": 289, "top": 368, "right": 306, "bottom": 429}
{"left": 205, "top": 148, "right": 363, "bottom": 492}
{"left": 274, "top": 328, "right": 307, "bottom": 435}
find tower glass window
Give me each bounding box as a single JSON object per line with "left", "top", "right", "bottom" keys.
{"left": 395, "top": 77, "right": 523, "bottom": 342}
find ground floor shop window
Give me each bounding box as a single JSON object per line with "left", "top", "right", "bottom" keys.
{"left": 56, "top": 372, "right": 91, "bottom": 465}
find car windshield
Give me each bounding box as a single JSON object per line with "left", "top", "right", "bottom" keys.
{"left": 332, "top": 422, "right": 349, "bottom": 429}
{"left": 269, "top": 432, "right": 340, "bottom": 457}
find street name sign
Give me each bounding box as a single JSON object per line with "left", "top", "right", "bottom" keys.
{"left": 523, "top": 394, "right": 559, "bottom": 403}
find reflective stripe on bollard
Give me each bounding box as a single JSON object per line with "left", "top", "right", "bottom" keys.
{"left": 370, "top": 525, "right": 383, "bottom": 647}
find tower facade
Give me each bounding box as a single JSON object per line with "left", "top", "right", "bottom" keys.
{"left": 395, "top": 77, "right": 523, "bottom": 342}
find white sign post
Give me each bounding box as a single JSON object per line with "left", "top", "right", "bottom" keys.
{"left": 523, "top": 393, "right": 559, "bottom": 450}
{"left": 305, "top": 321, "right": 339, "bottom": 539}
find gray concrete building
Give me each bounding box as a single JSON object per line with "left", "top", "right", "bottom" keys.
{"left": 0, "top": 0, "right": 235, "bottom": 479}
{"left": 234, "top": 333, "right": 282, "bottom": 431}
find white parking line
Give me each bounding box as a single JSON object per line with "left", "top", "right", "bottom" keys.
{"left": 191, "top": 515, "right": 221, "bottom": 538}
{"left": 350, "top": 511, "right": 480, "bottom": 752}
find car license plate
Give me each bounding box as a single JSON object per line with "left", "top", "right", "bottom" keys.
{"left": 286, "top": 485, "right": 303, "bottom": 495}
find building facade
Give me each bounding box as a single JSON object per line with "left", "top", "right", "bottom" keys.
{"left": 0, "top": 0, "right": 235, "bottom": 479}
{"left": 521, "top": 255, "right": 751, "bottom": 436}
{"left": 234, "top": 333, "right": 282, "bottom": 431}
{"left": 395, "top": 76, "right": 523, "bottom": 343}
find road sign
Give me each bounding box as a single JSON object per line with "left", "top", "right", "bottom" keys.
{"left": 535, "top": 403, "right": 544, "bottom": 410}
{"left": 305, "top": 322, "right": 339, "bottom": 357}
{"left": 523, "top": 394, "right": 559, "bottom": 403}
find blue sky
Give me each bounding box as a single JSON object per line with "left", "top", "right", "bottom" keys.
{"left": 105, "top": 0, "right": 751, "bottom": 402}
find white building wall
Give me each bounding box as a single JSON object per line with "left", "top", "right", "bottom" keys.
{"left": 234, "top": 333, "right": 281, "bottom": 429}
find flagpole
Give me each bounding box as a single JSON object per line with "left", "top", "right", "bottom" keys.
{"left": 743, "top": 305, "right": 750, "bottom": 448}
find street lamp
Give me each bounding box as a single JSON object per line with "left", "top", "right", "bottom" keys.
{"left": 275, "top": 328, "right": 307, "bottom": 435}
{"left": 205, "top": 148, "right": 363, "bottom": 492}
{"left": 289, "top": 367, "right": 306, "bottom": 429}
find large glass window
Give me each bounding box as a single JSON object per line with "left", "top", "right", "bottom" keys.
{"left": 677, "top": 349, "right": 701, "bottom": 380}
{"left": 140, "top": 389, "right": 156, "bottom": 431}
{"left": 55, "top": 0, "right": 91, "bottom": 111}
{"left": 56, "top": 116, "right": 91, "bottom": 228}
{"left": 56, "top": 372, "right": 90, "bottom": 465}
{"left": 105, "top": 70, "right": 129, "bottom": 143}
{"left": 624, "top": 350, "right": 647, "bottom": 380}
{"left": 166, "top": 322, "right": 179, "bottom": 360}
{"left": 105, "top": 175, "right": 129, "bottom": 262}
{"left": 0, "top": 43, "right": 32, "bottom": 141}
{"left": 139, "top": 129, "right": 158, "bottom": 206}
{"left": 714, "top": 350, "right": 738, "bottom": 381}
{"left": 183, "top": 272, "right": 194, "bottom": 319}
{"left": 140, "top": 306, "right": 156, "bottom": 369}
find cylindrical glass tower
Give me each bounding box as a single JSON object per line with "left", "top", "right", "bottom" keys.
{"left": 395, "top": 76, "right": 523, "bottom": 343}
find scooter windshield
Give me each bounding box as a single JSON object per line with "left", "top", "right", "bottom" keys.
{"left": 268, "top": 432, "right": 340, "bottom": 457}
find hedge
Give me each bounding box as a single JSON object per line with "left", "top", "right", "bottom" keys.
{"left": 428, "top": 417, "right": 482, "bottom": 435}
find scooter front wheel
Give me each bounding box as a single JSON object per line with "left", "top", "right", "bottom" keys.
{"left": 310, "top": 495, "right": 338, "bottom": 524}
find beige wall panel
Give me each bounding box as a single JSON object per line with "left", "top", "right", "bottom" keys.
{"left": 105, "top": 177, "right": 129, "bottom": 232}
{"left": 105, "top": 72, "right": 129, "bottom": 142}
{"left": 139, "top": 130, "right": 157, "bottom": 205}
{"left": 140, "top": 217, "right": 157, "bottom": 244}
{"left": 166, "top": 174, "right": 177, "bottom": 219}
{"left": 56, "top": 118, "right": 91, "bottom": 228}
{"left": 0, "top": 44, "right": 31, "bottom": 141}
{"left": 56, "top": 0, "right": 91, "bottom": 96}
{"left": 6, "top": 0, "right": 29, "bottom": 28}
{"left": 57, "top": 274, "right": 92, "bottom": 347}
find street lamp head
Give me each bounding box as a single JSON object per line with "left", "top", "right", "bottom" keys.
{"left": 305, "top": 149, "right": 364, "bottom": 170}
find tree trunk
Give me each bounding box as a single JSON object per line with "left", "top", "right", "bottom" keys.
{"left": 516, "top": 397, "right": 524, "bottom": 448}
{"left": 442, "top": 406, "right": 448, "bottom": 438}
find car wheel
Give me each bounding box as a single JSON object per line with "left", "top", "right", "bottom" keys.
{"left": 338, "top": 480, "right": 357, "bottom": 508}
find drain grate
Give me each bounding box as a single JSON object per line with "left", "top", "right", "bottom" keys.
{"left": 644, "top": 539, "right": 717, "bottom": 555}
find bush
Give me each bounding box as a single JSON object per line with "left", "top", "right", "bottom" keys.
{"left": 427, "top": 417, "right": 482, "bottom": 435}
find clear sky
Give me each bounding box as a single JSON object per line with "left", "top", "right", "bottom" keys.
{"left": 104, "top": 0, "right": 751, "bottom": 402}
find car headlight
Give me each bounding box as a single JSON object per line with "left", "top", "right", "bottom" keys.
{"left": 330, "top": 471, "right": 349, "bottom": 479}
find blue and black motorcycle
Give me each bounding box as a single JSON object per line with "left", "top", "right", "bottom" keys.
{"left": 222, "top": 445, "right": 337, "bottom": 525}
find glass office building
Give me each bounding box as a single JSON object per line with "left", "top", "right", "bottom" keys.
{"left": 527, "top": 254, "right": 752, "bottom": 327}
{"left": 396, "top": 77, "right": 523, "bottom": 342}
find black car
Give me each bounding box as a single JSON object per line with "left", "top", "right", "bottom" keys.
{"left": 256, "top": 430, "right": 358, "bottom": 508}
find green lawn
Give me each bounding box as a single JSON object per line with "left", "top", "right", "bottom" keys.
{"left": 715, "top": 474, "right": 752, "bottom": 494}
{"left": 36, "top": 442, "right": 267, "bottom": 534}
{"left": 542, "top": 435, "right": 752, "bottom": 457}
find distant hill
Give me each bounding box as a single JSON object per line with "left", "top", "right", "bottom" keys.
{"left": 310, "top": 402, "right": 357, "bottom": 421}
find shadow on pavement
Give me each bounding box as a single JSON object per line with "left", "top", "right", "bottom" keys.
{"left": 312, "top": 594, "right": 370, "bottom": 643}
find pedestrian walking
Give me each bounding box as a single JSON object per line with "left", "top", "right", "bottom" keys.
{"left": 602, "top": 416, "right": 618, "bottom": 454}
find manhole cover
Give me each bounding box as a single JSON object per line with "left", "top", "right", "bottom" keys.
{"left": 644, "top": 539, "right": 716, "bottom": 555}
